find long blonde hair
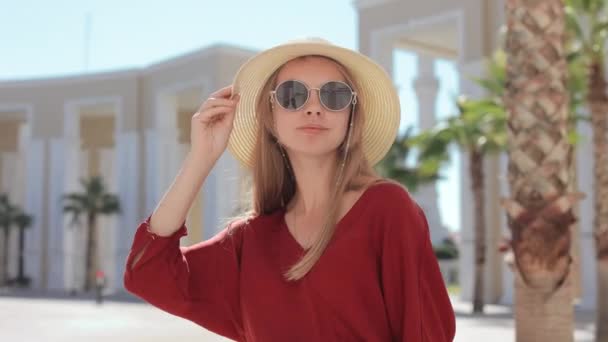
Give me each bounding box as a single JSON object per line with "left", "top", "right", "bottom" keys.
{"left": 231, "top": 55, "right": 383, "bottom": 281}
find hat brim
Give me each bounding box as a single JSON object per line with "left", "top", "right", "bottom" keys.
{"left": 228, "top": 39, "right": 401, "bottom": 169}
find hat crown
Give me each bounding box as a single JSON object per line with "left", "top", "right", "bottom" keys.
{"left": 284, "top": 36, "right": 332, "bottom": 45}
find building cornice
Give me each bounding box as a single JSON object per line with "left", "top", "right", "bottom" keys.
{"left": 0, "top": 69, "right": 140, "bottom": 88}
{"left": 352, "top": 0, "right": 395, "bottom": 10}
{"left": 0, "top": 43, "right": 257, "bottom": 88}
{"left": 142, "top": 43, "right": 257, "bottom": 75}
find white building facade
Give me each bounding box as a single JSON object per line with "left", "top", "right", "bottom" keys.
{"left": 0, "top": 44, "right": 255, "bottom": 294}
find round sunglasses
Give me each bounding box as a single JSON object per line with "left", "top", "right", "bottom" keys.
{"left": 270, "top": 80, "right": 357, "bottom": 112}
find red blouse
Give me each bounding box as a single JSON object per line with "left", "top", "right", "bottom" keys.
{"left": 123, "top": 182, "right": 456, "bottom": 341}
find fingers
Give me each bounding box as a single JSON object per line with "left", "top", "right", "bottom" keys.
{"left": 193, "top": 105, "right": 235, "bottom": 124}
{"left": 198, "top": 97, "right": 237, "bottom": 111}
{"left": 209, "top": 85, "right": 234, "bottom": 99}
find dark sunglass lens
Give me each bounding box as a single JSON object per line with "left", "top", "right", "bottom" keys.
{"left": 320, "top": 82, "right": 352, "bottom": 110}
{"left": 276, "top": 81, "right": 308, "bottom": 110}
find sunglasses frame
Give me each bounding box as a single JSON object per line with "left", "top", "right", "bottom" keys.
{"left": 270, "top": 79, "right": 357, "bottom": 112}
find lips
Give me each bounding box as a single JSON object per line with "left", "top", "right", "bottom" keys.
{"left": 297, "top": 125, "right": 328, "bottom": 130}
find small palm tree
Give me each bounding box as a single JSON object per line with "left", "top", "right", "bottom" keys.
{"left": 13, "top": 210, "right": 33, "bottom": 287}
{"left": 409, "top": 93, "right": 507, "bottom": 314}
{"left": 62, "top": 176, "right": 121, "bottom": 292}
{"left": 375, "top": 126, "right": 442, "bottom": 193}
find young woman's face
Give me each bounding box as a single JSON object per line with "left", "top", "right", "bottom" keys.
{"left": 272, "top": 57, "right": 352, "bottom": 161}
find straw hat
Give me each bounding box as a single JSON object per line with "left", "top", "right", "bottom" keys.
{"left": 228, "top": 37, "right": 400, "bottom": 169}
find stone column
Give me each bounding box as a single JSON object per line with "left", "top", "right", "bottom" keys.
{"left": 47, "top": 136, "right": 66, "bottom": 291}
{"left": 577, "top": 114, "right": 596, "bottom": 310}
{"left": 24, "top": 133, "right": 46, "bottom": 289}
{"left": 62, "top": 106, "right": 84, "bottom": 291}
{"left": 115, "top": 130, "right": 139, "bottom": 292}
{"left": 97, "top": 147, "right": 116, "bottom": 294}
{"left": 1, "top": 151, "right": 18, "bottom": 280}
{"left": 153, "top": 94, "right": 181, "bottom": 212}
{"left": 412, "top": 53, "right": 450, "bottom": 245}
{"left": 368, "top": 36, "right": 395, "bottom": 84}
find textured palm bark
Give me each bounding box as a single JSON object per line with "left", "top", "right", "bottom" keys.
{"left": 598, "top": 259, "right": 608, "bottom": 342}
{"left": 588, "top": 61, "right": 608, "bottom": 342}
{"left": 470, "top": 149, "right": 486, "bottom": 313}
{"left": 515, "top": 270, "right": 573, "bottom": 342}
{"left": 503, "top": 1, "right": 583, "bottom": 341}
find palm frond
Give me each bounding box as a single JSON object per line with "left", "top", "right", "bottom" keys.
{"left": 14, "top": 211, "right": 33, "bottom": 229}
{"left": 62, "top": 176, "right": 121, "bottom": 228}
{"left": 100, "top": 194, "right": 121, "bottom": 215}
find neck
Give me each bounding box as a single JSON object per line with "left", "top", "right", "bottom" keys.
{"left": 287, "top": 152, "right": 338, "bottom": 217}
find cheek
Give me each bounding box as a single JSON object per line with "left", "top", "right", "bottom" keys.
{"left": 333, "top": 113, "right": 351, "bottom": 137}
{"left": 272, "top": 112, "right": 292, "bottom": 141}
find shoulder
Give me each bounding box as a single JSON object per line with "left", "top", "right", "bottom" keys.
{"left": 363, "top": 179, "right": 429, "bottom": 246}
{"left": 185, "top": 211, "right": 282, "bottom": 258}
{"left": 363, "top": 179, "right": 419, "bottom": 213}
{"left": 223, "top": 210, "right": 283, "bottom": 240}
{"left": 365, "top": 179, "right": 410, "bottom": 197}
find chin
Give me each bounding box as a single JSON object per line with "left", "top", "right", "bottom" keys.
{"left": 289, "top": 144, "right": 341, "bottom": 159}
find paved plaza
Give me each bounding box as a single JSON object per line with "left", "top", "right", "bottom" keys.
{"left": 0, "top": 290, "right": 597, "bottom": 342}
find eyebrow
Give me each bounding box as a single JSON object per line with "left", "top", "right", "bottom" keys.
{"left": 275, "top": 79, "right": 347, "bottom": 87}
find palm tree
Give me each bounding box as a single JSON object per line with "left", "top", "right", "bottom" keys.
{"left": 13, "top": 209, "right": 33, "bottom": 287}
{"left": 0, "top": 194, "right": 17, "bottom": 286}
{"left": 503, "top": 1, "right": 584, "bottom": 341}
{"left": 375, "top": 126, "right": 442, "bottom": 193}
{"left": 410, "top": 94, "right": 507, "bottom": 314}
{"left": 564, "top": 0, "right": 608, "bottom": 339}
{"left": 62, "top": 176, "right": 121, "bottom": 292}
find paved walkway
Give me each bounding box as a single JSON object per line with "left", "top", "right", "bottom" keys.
{"left": 0, "top": 289, "right": 597, "bottom": 341}
{"left": 451, "top": 296, "right": 595, "bottom": 342}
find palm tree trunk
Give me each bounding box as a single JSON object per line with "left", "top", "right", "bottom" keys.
{"left": 470, "top": 149, "right": 486, "bottom": 313}
{"left": 84, "top": 213, "right": 96, "bottom": 292}
{"left": 503, "top": 1, "right": 582, "bottom": 341}
{"left": 515, "top": 270, "right": 573, "bottom": 341}
{"left": 17, "top": 226, "right": 25, "bottom": 281}
{"left": 587, "top": 60, "right": 608, "bottom": 342}
{"left": 598, "top": 253, "right": 608, "bottom": 342}
{"left": 1, "top": 228, "right": 8, "bottom": 286}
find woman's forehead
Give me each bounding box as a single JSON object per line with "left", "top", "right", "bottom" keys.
{"left": 276, "top": 57, "right": 346, "bottom": 85}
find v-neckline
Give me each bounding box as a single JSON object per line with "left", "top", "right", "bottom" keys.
{"left": 280, "top": 183, "right": 377, "bottom": 252}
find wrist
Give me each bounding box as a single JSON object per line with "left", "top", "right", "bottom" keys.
{"left": 185, "top": 149, "right": 215, "bottom": 172}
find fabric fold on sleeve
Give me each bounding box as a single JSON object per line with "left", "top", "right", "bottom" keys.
{"left": 122, "top": 215, "right": 245, "bottom": 341}
{"left": 124, "top": 216, "right": 186, "bottom": 276}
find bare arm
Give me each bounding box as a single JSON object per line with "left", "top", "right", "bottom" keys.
{"left": 130, "top": 85, "right": 238, "bottom": 269}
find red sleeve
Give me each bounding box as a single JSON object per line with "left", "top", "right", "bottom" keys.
{"left": 379, "top": 185, "right": 456, "bottom": 342}
{"left": 123, "top": 216, "right": 244, "bottom": 341}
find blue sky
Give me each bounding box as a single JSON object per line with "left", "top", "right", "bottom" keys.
{"left": 1, "top": 0, "right": 461, "bottom": 231}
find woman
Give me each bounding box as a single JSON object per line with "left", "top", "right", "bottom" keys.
{"left": 124, "top": 38, "right": 455, "bottom": 341}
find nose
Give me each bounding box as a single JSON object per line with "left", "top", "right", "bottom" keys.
{"left": 305, "top": 89, "right": 323, "bottom": 116}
